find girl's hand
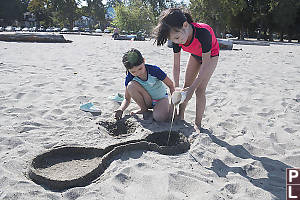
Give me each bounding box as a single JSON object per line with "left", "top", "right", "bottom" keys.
{"left": 182, "top": 87, "right": 193, "bottom": 104}
{"left": 114, "top": 109, "right": 123, "bottom": 120}
{"left": 170, "top": 87, "right": 175, "bottom": 95}
{"left": 171, "top": 87, "right": 183, "bottom": 105}
{"left": 130, "top": 109, "right": 148, "bottom": 115}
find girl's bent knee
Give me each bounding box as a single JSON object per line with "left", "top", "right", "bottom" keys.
{"left": 127, "top": 81, "right": 140, "bottom": 94}
{"left": 127, "top": 81, "right": 138, "bottom": 90}
{"left": 153, "top": 113, "right": 168, "bottom": 122}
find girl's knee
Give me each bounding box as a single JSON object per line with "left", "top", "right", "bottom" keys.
{"left": 195, "top": 87, "right": 206, "bottom": 96}
{"left": 153, "top": 112, "right": 168, "bottom": 122}
{"left": 127, "top": 81, "right": 138, "bottom": 89}
{"left": 127, "top": 81, "right": 140, "bottom": 94}
{"left": 153, "top": 107, "right": 169, "bottom": 122}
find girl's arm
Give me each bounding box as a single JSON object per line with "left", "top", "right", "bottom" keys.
{"left": 184, "top": 52, "right": 212, "bottom": 101}
{"left": 162, "top": 76, "right": 175, "bottom": 94}
{"left": 173, "top": 52, "right": 181, "bottom": 87}
{"left": 115, "top": 88, "right": 131, "bottom": 120}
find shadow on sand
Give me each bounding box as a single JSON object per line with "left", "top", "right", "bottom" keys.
{"left": 201, "top": 128, "right": 291, "bottom": 200}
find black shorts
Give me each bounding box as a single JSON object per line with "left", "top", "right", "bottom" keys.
{"left": 191, "top": 54, "right": 219, "bottom": 64}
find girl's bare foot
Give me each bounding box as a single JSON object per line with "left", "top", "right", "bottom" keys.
{"left": 194, "top": 123, "right": 202, "bottom": 133}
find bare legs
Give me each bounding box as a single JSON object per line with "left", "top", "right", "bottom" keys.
{"left": 127, "top": 81, "right": 169, "bottom": 122}
{"left": 153, "top": 98, "right": 169, "bottom": 121}
{"left": 179, "top": 55, "right": 218, "bottom": 126}
{"left": 127, "top": 80, "right": 152, "bottom": 113}
{"left": 178, "top": 55, "right": 200, "bottom": 120}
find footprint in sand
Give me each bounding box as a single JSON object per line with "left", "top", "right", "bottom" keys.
{"left": 222, "top": 183, "right": 239, "bottom": 194}
{"left": 284, "top": 128, "right": 297, "bottom": 134}
{"left": 1, "top": 137, "right": 24, "bottom": 149}
{"left": 15, "top": 92, "right": 26, "bottom": 99}
{"left": 257, "top": 109, "right": 275, "bottom": 117}
{"left": 5, "top": 107, "right": 27, "bottom": 114}
{"left": 217, "top": 121, "right": 236, "bottom": 132}
{"left": 33, "top": 82, "right": 51, "bottom": 88}
{"left": 13, "top": 121, "right": 46, "bottom": 133}
{"left": 51, "top": 109, "right": 64, "bottom": 115}
{"left": 238, "top": 106, "right": 252, "bottom": 113}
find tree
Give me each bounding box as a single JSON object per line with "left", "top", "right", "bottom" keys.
{"left": 293, "top": 3, "right": 300, "bottom": 42}
{"left": 113, "top": 0, "right": 156, "bottom": 33}
{"left": 83, "top": 0, "right": 105, "bottom": 28}
{"left": 50, "top": 0, "right": 81, "bottom": 28}
{"left": 28, "top": 0, "right": 52, "bottom": 26}
{"left": 0, "top": 0, "right": 29, "bottom": 25}
{"left": 189, "top": 0, "right": 246, "bottom": 37}
{"left": 106, "top": 0, "right": 122, "bottom": 7}
{"left": 145, "top": 0, "right": 167, "bottom": 17}
{"left": 271, "top": 0, "right": 299, "bottom": 41}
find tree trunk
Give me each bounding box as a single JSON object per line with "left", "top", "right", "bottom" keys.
{"left": 240, "top": 30, "right": 244, "bottom": 40}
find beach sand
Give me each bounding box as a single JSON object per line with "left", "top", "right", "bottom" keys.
{"left": 0, "top": 34, "right": 299, "bottom": 199}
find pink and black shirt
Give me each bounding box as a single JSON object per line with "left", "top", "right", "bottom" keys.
{"left": 172, "top": 23, "right": 220, "bottom": 57}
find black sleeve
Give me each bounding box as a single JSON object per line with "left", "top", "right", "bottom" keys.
{"left": 172, "top": 43, "right": 181, "bottom": 53}
{"left": 195, "top": 28, "right": 212, "bottom": 53}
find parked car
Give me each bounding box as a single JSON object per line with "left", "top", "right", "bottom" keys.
{"left": 5, "top": 26, "right": 15, "bottom": 32}
{"left": 22, "top": 27, "right": 29, "bottom": 31}
{"left": 0, "top": 27, "right": 4, "bottom": 32}
{"left": 38, "top": 26, "right": 45, "bottom": 32}
{"left": 31, "top": 27, "right": 38, "bottom": 32}
{"left": 226, "top": 33, "right": 234, "bottom": 38}
{"left": 95, "top": 29, "right": 102, "bottom": 33}
{"left": 53, "top": 27, "right": 61, "bottom": 32}
{"left": 46, "top": 27, "right": 54, "bottom": 32}
{"left": 84, "top": 28, "right": 91, "bottom": 32}
{"left": 15, "top": 27, "right": 21, "bottom": 31}
{"left": 61, "top": 28, "right": 69, "bottom": 32}
{"left": 104, "top": 29, "right": 111, "bottom": 33}
{"left": 72, "top": 27, "right": 79, "bottom": 32}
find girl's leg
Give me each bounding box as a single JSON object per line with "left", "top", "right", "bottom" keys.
{"left": 179, "top": 55, "right": 201, "bottom": 119}
{"left": 127, "top": 81, "right": 152, "bottom": 113}
{"left": 153, "top": 97, "right": 170, "bottom": 122}
{"left": 194, "top": 56, "right": 218, "bottom": 127}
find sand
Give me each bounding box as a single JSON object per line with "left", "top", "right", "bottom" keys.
{"left": 0, "top": 33, "right": 299, "bottom": 199}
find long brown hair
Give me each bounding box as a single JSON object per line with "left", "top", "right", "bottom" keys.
{"left": 153, "top": 8, "right": 193, "bottom": 46}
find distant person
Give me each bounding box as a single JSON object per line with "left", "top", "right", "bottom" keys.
{"left": 114, "top": 48, "right": 175, "bottom": 121}
{"left": 153, "top": 8, "right": 219, "bottom": 127}
{"left": 112, "top": 28, "right": 120, "bottom": 39}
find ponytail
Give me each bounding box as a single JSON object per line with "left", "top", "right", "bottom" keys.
{"left": 184, "top": 12, "right": 193, "bottom": 24}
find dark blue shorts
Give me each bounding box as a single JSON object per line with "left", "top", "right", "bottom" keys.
{"left": 191, "top": 54, "right": 219, "bottom": 64}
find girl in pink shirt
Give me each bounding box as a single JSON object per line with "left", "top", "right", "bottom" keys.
{"left": 153, "top": 8, "right": 219, "bottom": 128}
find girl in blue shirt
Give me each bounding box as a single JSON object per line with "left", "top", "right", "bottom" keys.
{"left": 115, "top": 48, "right": 175, "bottom": 122}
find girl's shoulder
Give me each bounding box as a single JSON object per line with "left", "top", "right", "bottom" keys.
{"left": 145, "top": 64, "right": 166, "bottom": 80}
{"left": 125, "top": 72, "right": 134, "bottom": 86}
{"left": 145, "top": 64, "right": 162, "bottom": 71}
{"left": 192, "top": 22, "right": 211, "bottom": 28}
